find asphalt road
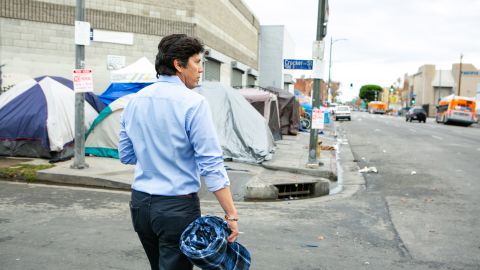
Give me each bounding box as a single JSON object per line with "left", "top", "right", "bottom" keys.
{"left": 0, "top": 113, "right": 479, "bottom": 270}
{"left": 336, "top": 112, "right": 480, "bottom": 268}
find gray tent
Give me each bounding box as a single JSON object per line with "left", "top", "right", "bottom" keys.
{"left": 196, "top": 81, "right": 275, "bottom": 163}
{"left": 239, "top": 88, "right": 282, "bottom": 141}
{"left": 265, "top": 86, "right": 300, "bottom": 135}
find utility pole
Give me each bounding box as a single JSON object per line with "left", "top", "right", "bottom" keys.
{"left": 327, "top": 37, "right": 333, "bottom": 103}
{"left": 327, "top": 37, "right": 346, "bottom": 103}
{"left": 457, "top": 53, "right": 463, "bottom": 96}
{"left": 308, "top": 0, "right": 328, "bottom": 165}
{"left": 71, "top": 0, "right": 88, "bottom": 169}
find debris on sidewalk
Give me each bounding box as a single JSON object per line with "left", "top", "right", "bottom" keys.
{"left": 358, "top": 166, "right": 378, "bottom": 173}
{"left": 411, "top": 171, "right": 417, "bottom": 175}
{"left": 301, "top": 244, "right": 319, "bottom": 248}
{"left": 320, "top": 145, "right": 336, "bottom": 151}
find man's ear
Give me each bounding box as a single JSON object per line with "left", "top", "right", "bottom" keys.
{"left": 173, "top": 59, "right": 183, "bottom": 73}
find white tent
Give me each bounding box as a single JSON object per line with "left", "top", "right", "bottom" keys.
{"left": 0, "top": 76, "right": 102, "bottom": 159}
{"left": 110, "top": 57, "right": 156, "bottom": 83}
{"left": 85, "top": 94, "right": 136, "bottom": 158}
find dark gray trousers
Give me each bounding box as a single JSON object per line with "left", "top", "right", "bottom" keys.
{"left": 130, "top": 190, "right": 201, "bottom": 270}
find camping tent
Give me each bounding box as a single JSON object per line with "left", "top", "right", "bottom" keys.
{"left": 86, "top": 81, "right": 275, "bottom": 163}
{"left": 266, "top": 86, "right": 300, "bottom": 135}
{"left": 85, "top": 94, "right": 136, "bottom": 158}
{"left": 197, "top": 81, "right": 275, "bottom": 163}
{"left": 239, "top": 88, "right": 282, "bottom": 141}
{"left": 110, "top": 57, "right": 156, "bottom": 83}
{"left": 101, "top": 57, "right": 156, "bottom": 106}
{"left": 99, "top": 82, "right": 152, "bottom": 106}
{"left": 0, "top": 76, "right": 105, "bottom": 160}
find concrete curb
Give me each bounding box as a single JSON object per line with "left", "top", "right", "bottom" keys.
{"left": 334, "top": 125, "right": 366, "bottom": 194}
{"left": 260, "top": 163, "right": 336, "bottom": 180}
{"left": 36, "top": 171, "right": 131, "bottom": 190}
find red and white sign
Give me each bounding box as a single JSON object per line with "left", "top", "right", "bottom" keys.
{"left": 311, "top": 107, "right": 324, "bottom": 129}
{"left": 72, "top": 69, "right": 93, "bottom": 92}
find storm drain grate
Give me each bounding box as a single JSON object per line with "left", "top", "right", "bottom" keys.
{"left": 275, "top": 183, "right": 315, "bottom": 199}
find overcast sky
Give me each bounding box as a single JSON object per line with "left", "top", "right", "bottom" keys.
{"left": 242, "top": 0, "right": 480, "bottom": 101}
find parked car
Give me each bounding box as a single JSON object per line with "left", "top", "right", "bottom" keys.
{"left": 398, "top": 106, "right": 411, "bottom": 116}
{"left": 406, "top": 107, "right": 426, "bottom": 122}
{"left": 335, "top": 105, "right": 351, "bottom": 121}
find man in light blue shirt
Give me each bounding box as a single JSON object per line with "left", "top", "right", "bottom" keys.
{"left": 119, "top": 34, "right": 239, "bottom": 270}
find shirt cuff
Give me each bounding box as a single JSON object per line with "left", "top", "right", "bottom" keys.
{"left": 204, "top": 169, "right": 230, "bottom": 192}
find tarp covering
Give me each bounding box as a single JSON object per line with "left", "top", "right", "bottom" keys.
{"left": 86, "top": 80, "right": 275, "bottom": 163}
{"left": 239, "top": 88, "right": 282, "bottom": 141}
{"left": 110, "top": 57, "right": 156, "bottom": 83}
{"left": 99, "top": 82, "right": 152, "bottom": 106}
{"left": 0, "top": 76, "right": 103, "bottom": 159}
{"left": 266, "top": 86, "right": 300, "bottom": 135}
{"left": 197, "top": 81, "right": 275, "bottom": 163}
{"left": 85, "top": 94, "right": 136, "bottom": 158}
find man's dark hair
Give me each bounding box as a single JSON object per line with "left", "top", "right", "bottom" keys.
{"left": 155, "top": 34, "right": 204, "bottom": 77}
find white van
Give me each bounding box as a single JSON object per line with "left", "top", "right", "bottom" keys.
{"left": 335, "top": 105, "right": 351, "bottom": 121}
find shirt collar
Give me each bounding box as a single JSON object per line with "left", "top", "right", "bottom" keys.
{"left": 156, "top": 75, "right": 184, "bottom": 85}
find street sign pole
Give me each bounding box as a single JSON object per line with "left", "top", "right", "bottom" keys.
{"left": 71, "top": 0, "right": 88, "bottom": 169}
{"left": 308, "top": 0, "right": 328, "bottom": 166}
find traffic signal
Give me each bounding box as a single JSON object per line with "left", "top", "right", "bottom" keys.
{"left": 411, "top": 98, "right": 416, "bottom": 105}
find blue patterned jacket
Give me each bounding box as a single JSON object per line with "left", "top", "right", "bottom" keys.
{"left": 180, "top": 215, "right": 251, "bottom": 270}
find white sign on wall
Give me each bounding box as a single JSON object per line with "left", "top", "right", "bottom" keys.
{"left": 92, "top": 29, "right": 134, "bottom": 45}
{"left": 107, "top": 55, "right": 126, "bottom": 70}
{"left": 72, "top": 69, "right": 93, "bottom": 93}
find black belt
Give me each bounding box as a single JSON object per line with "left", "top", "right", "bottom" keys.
{"left": 133, "top": 190, "right": 197, "bottom": 199}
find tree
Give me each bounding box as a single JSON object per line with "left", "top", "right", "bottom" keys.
{"left": 359, "top": 84, "right": 383, "bottom": 102}
{"left": 330, "top": 81, "right": 341, "bottom": 102}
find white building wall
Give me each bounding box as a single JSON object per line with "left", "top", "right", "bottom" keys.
{"left": 259, "top": 25, "right": 295, "bottom": 90}
{"left": 282, "top": 29, "right": 296, "bottom": 92}
{"left": 0, "top": 0, "right": 260, "bottom": 92}
{"left": 259, "top": 26, "right": 284, "bottom": 89}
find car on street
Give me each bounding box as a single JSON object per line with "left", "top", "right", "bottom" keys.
{"left": 406, "top": 107, "right": 427, "bottom": 122}
{"left": 335, "top": 105, "right": 351, "bottom": 121}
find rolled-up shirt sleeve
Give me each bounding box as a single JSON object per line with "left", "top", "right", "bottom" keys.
{"left": 118, "top": 110, "right": 137, "bottom": 165}
{"left": 187, "top": 99, "right": 230, "bottom": 192}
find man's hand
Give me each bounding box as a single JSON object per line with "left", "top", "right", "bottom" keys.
{"left": 227, "top": 220, "right": 239, "bottom": 242}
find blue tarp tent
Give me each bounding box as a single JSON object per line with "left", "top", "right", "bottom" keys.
{"left": 99, "top": 82, "right": 152, "bottom": 106}
{"left": 0, "top": 76, "right": 105, "bottom": 160}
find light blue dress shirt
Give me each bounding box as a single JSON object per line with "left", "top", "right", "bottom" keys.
{"left": 118, "top": 75, "right": 230, "bottom": 195}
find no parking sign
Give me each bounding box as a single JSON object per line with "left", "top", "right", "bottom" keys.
{"left": 311, "top": 107, "right": 325, "bottom": 129}
{"left": 72, "top": 69, "right": 93, "bottom": 92}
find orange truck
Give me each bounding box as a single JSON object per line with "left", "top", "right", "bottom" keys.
{"left": 368, "top": 101, "right": 387, "bottom": 114}
{"left": 435, "top": 95, "right": 476, "bottom": 126}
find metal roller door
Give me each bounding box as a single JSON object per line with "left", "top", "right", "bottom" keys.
{"left": 204, "top": 58, "right": 221, "bottom": 81}
{"left": 247, "top": 74, "right": 256, "bottom": 87}
{"left": 231, "top": 68, "right": 244, "bottom": 88}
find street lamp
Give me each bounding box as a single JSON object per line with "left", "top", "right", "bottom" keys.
{"left": 327, "top": 37, "right": 347, "bottom": 103}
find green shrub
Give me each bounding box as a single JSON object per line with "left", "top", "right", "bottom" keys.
{"left": 0, "top": 164, "right": 54, "bottom": 182}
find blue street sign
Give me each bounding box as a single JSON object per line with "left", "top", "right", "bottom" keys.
{"left": 283, "top": 59, "right": 313, "bottom": 70}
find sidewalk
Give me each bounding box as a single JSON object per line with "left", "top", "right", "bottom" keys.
{"left": 4, "top": 122, "right": 350, "bottom": 201}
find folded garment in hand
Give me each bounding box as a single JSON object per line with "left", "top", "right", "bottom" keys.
{"left": 180, "top": 215, "right": 251, "bottom": 270}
